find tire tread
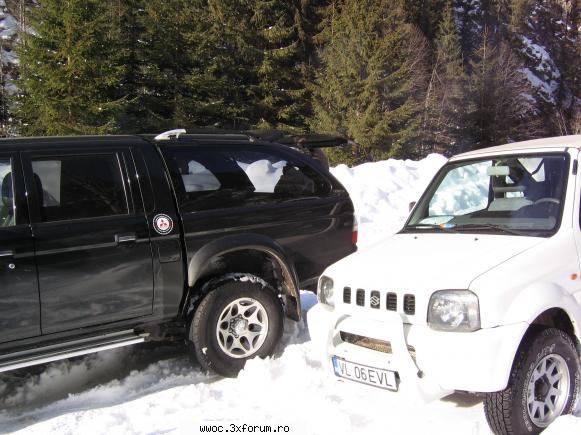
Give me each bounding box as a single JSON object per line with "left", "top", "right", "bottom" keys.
{"left": 189, "top": 279, "right": 283, "bottom": 377}
{"left": 483, "top": 328, "right": 579, "bottom": 435}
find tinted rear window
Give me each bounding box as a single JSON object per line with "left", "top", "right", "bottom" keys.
{"left": 164, "top": 146, "right": 331, "bottom": 212}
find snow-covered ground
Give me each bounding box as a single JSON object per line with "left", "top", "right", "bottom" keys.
{"left": 0, "top": 155, "right": 579, "bottom": 435}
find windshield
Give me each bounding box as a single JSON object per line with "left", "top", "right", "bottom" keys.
{"left": 405, "top": 153, "right": 569, "bottom": 236}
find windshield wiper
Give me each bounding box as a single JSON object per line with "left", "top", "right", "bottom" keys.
{"left": 404, "top": 224, "right": 460, "bottom": 233}
{"left": 452, "top": 223, "right": 528, "bottom": 236}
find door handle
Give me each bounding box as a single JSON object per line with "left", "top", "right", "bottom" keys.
{"left": 0, "top": 250, "right": 13, "bottom": 258}
{"left": 115, "top": 233, "right": 137, "bottom": 245}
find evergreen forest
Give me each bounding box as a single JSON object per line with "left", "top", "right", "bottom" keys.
{"left": 1, "top": 0, "right": 581, "bottom": 164}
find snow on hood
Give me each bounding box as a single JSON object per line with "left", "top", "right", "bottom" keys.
{"left": 327, "top": 232, "right": 545, "bottom": 293}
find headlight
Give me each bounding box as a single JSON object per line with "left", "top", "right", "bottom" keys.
{"left": 428, "top": 290, "right": 480, "bottom": 332}
{"left": 318, "top": 276, "right": 334, "bottom": 307}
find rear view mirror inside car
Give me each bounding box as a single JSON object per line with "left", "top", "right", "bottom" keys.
{"left": 486, "top": 166, "right": 510, "bottom": 176}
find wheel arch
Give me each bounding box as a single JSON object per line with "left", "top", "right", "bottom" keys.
{"left": 500, "top": 281, "right": 581, "bottom": 343}
{"left": 181, "top": 234, "right": 301, "bottom": 321}
{"left": 489, "top": 282, "right": 581, "bottom": 390}
{"left": 529, "top": 307, "right": 580, "bottom": 347}
{"left": 496, "top": 306, "right": 581, "bottom": 392}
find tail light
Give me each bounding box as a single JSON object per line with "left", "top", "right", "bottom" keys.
{"left": 351, "top": 216, "right": 358, "bottom": 245}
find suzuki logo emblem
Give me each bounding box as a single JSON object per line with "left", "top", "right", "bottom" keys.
{"left": 370, "top": 295, "right": 380, "bottom": 307}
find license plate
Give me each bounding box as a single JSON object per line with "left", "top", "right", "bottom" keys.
{"left": 332, "top": 356, "right": 398, "bottom": 391}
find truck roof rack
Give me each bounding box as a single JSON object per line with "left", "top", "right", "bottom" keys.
{"left": 245, "top": 130, "right": 349, "bottom": 149}
{"left": 152, "top": 128, "right": 349, "bottom": 149}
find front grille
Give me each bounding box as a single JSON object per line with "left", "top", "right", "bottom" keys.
{"left": 403, "top": 294, "right": 416, "bottom": 315}
{"left": 356, "top": 289, "right": 365, "bottom": 306}
{"left": 386, "top": 292, "right": 397, "bottom": 311}
{"left": 343, "top": 287, "right": 351, "bottom": 303}
{"left": 341, "top": 287, "right": 415, "bottom": 316}
{"left": 370, "top": 291, "right": 381, "bottom": 309}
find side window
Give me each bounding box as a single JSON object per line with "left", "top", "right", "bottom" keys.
{"left": 181, "top": 160, "right": 221, "bottom": 192}
{"left": 0, "top": 159, "right": 15, "bottom": 227}
{"left": 165, "top": 147, "right": 331, "bottom": 212}
{"left": 31, "top": 153, "right": 129, "bottom": 222}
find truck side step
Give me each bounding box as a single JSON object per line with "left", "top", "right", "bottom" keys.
{"left": 0, "top": 330, "right": 149, "bottom": 373}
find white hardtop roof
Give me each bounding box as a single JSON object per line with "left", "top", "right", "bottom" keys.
{"left": 450, "top": 135, "right": 581, "bottom": 161}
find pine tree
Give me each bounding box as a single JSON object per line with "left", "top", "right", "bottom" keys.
{"left": 251, "top": 0, "right": 315, "bottom": 131}
{"left": 0, "top": 44, "right": 12, "bottom": 137}
{"left": 508, "top": 0, "right": 533, "bottom": 31}
{"left": 16, "top": 0, "right": 127, "bottom": 135}
{"left": 464, "top": 32, "right": 541, "bottom": 148}
{"left": 404, "top": 0, "right": 447, "bottom": 39}
{"left": 198, "top": 0, "right": 261, "bottom": 129}
{"left": 136, "top": 0, "right": 211, "bottom": 131}
{"left": 109, "top": 0, "right": 255, "bottom": 132}
{"left": 311, "top": 0, "right": 428, "bottom": 165}
{"left": 105, "top": 0, "right": 149, "bottom": 133}
{"left": 202, "top": 0, "right": 322, "bottom": 131}
{"left": 421, "top": 1, "right": 466, "bottom": 155}
{"left": 0, "top": 0, "right": 23, "bottom": 137}
{"left": 538, "top": 0, "right": 581, "bottom": 136}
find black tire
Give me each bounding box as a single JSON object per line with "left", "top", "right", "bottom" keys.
{"left": 189, "top": 279, "right": 284, "bottom": 377}
{"left": 484, "top": 328, "right": 580, "bottom": 435}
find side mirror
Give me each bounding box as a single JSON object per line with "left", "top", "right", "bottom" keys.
{"left": 409, "top": 201, "right": 416, "bottom": 212}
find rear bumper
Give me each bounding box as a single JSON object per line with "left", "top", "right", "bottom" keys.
{"left": 308, "top": 303, "right": 528, "bottom": 398}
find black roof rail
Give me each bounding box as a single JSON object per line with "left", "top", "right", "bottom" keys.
{"left": 151, "top": 128, "right": 350, "bottom": 149}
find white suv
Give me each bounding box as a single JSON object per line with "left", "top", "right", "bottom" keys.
{"left": 308, "top": 136, "right": 581, "bottom": 435}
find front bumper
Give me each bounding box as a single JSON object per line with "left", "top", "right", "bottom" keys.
{"left": 308, "top": 303, "right": 528, "bottom": 398}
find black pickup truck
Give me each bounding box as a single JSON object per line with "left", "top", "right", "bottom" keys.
{"left": 0, "top": 130, "right": 356, "bottom": 376}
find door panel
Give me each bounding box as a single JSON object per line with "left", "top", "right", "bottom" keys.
{"left": 23, "top": 147, "right": 154, "bottom": 334}
{"left": 0, "top": 154, "right": 40, "bottom": 343}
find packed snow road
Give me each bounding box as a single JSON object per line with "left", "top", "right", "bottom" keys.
{"left": 0, "top": 155, "right": 578, "bottom": 434}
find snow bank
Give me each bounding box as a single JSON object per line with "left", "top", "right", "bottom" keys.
{"left": 544, "top": 415, "right": 581, "bottom": 434}
{"left": 330, "top": 154, "right": 447, "bottom": 246}
{"left": 0, "top": 154, "right": 579, "bottom": 435}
